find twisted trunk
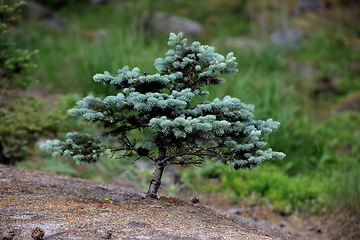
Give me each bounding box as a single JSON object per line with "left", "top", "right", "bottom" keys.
{"left": 145, "top": 147, "right": 166, "bottom": 199}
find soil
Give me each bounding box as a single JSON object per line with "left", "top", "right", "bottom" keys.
{"left": 0, "top": 164, "right": 296, "bottom": 240}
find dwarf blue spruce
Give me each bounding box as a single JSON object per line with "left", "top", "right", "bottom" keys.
{"left": 41, "top": 33, "right": 285, "bottom": 199}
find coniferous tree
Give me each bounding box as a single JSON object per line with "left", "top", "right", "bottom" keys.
{"left": 41, "top": 33, "right": 285, "bottom": 198}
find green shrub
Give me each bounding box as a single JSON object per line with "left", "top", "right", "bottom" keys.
{"left": 0, "top": 1, "right": 91, "bottom": 164}
{"left": 0, "top": 1, "right": 38, "bottom": 164}
{"left": 0, "top": 1, "right": 37, "bottom": 92}
{"left": 181, "top": 163, "right": 326, "bottom": 214}
{"left": 0, "top": 94, "right": 87, "bottom": 164}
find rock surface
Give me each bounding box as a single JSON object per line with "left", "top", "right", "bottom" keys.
{"left": 0, "top": 164, "right": 293, "bottom": 239}
{"left": 270, "top": 29, "right": 303, "bottom": 49}
{"left": 291, "top": 0, "right": 323, "bottom": 16}
{"left": 21, "top": 0, "right": 67, "bottom": 29}
{"left": 147, "top": 12, "right": 205, "bottom": 37}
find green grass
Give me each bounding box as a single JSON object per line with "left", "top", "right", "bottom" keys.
{"left": 335, "top": 159, "right": 360, "bottom": 213}
{"left": 294, "top": 31, "right": 360, "bottom": 95}
{"left": 179, "top": 162, "right": 328, "bottom": 214}
{"left": 16, "top": 2, "right": 166, "bottom": 96}
{"left": 28, "top": 27, "right": 163, "bottom": 95}
{"left": 12, "top": 0, "right": 360, "bottom": 222}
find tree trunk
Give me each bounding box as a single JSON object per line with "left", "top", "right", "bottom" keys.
{"left": 145, "top": 147, "right": 166, "bottom": 199}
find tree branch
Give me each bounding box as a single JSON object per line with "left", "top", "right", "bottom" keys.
{"left": 160, "top": 148, "right": 217, "bottom": 165}
{"left": 111, "top": 145, "right": 156, "bottom": 162}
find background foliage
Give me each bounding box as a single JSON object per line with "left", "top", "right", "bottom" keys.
{"left": 3, "top": 0, "right": 360, "bottom": 238}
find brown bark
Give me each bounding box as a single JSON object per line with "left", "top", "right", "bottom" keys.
{"left": 145, "top": 147, "right": 166, "bottom": 199}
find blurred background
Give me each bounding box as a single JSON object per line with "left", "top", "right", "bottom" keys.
{"left": 1, "top": 0, "right": 359, "bottom": 239}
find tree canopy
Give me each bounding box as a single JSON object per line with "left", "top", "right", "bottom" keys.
{"left": 41, "top": 32, "right": 285, "bottom": 198}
